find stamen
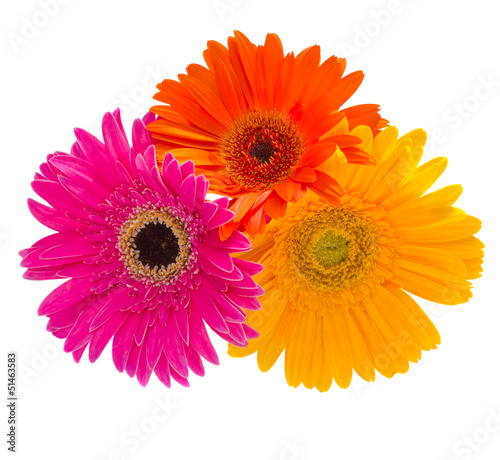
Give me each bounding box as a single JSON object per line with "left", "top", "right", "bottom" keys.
{"left": 222, "top": 110, "right": 304, "bottom": 190}
{"left": 276, "top": 203, "right": 381, "bottom": 293}
{"left": 117, "top": 207, "right": 198, "bottom": 285}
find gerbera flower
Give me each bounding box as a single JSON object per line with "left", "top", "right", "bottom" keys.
{"left": 147, "top": 31, "right": 388, "bottom": 238}
{"left": 228, "top": 124, "right": 483, "bottom": 391}
{"left": 19, "top": 109, "right": 263, "bottom": 388}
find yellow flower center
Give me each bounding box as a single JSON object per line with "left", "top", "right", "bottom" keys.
{"left": 266, "top": 196, "right": 399, "bottom": 313}
{"left": 313, "top": 232, "right": 350, "bottom": 268}
{"left": 221, "top": 110, "right": 304, "bottom": 190}
{"left": 286, "top": 205, "right": 379, "bottom": 292}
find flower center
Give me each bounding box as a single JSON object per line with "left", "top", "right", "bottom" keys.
{"left": 118, "top": 208, "right": 193, "bottom": 284}
{"left": 133, "top": 222, "right": 180, "bottom": 269}
{"left": 284, "top": 204, "right": 380, "bottom": 292}
{"left": 221, "top": 110, "right": 304, "bottom": 190}
{"left": 313, "top": 231, "right": 350, "bottom": 268}
{"left": 249, "top": 133, "right": 274, "bottom": 163}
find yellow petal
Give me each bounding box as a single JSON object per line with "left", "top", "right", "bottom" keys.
{"left": 284, "top": 311, "right": 316, "bottom": 387}
{"left": 343, "top": 310, "right": 375, "bottom": 382}
{"left": 397, "top": 246, "right": 468, "bottom": 278}
{"left": 382, "top": 157, "right": 448, "bottom": 210}
{"left": 323, "top": 311, "right": 353, "bottom": 388}
{"left": 389, "top": 184, "right": 463, "bottom": 216}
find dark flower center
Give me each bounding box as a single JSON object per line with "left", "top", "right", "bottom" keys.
{"left": 134, "top": 222, "right": 180, "bottom": 269}
{"left": 249, "top": 133, "right": 274, "bottom": 163}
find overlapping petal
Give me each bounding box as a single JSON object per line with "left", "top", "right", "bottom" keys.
{"left": 228, "top": 126, "right": 483, "bottom": 391}
{"left": 148, "top": 31, "right": 388, "bottom": 238}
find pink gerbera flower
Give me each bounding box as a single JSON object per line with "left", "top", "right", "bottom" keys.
{"left": 20, "top": 109, "right": 263, "bottom": 388}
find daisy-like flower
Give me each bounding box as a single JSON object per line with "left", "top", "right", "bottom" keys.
{"left": 148, "top": 31, "right": 387, "bottom": 238}
{"left": 20, "top": 109, "right": 263, "bottom": 388}
{"left": 228, "top": 124, "right": 484, "bottom": 391}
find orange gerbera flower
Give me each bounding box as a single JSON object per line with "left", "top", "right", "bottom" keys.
{"left": 148, "top": 31, "right": 388, "bottom": 238}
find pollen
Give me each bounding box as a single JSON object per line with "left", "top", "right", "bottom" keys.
{"left": 285, "top": 204, "right": 380, "bottom": 292}
{"left": 221, "top": 110, "right": 304, "bottom": 190}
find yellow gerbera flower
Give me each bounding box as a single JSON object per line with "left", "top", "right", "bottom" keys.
{"left": 228, "top": 122, "right": 484, "bottom": 391}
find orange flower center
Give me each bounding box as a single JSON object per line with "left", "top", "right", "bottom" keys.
{"left": 221, "top": 110, "right": 304, "bottom": 190}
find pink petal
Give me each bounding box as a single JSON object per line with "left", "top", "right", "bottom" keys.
{"left": 88, "top": 310, "right": 129, "bottom": 363}
{"left": 40, "top": 240, "right": 99, "bottom": 260}
{"left": 72, "top": 344, "right": 88, "bottom": 363}
{"left": 179, "top": 174, "right": 196, "bottom": 213}
{"left": 225, "top": 293, "right": 262, "bottom": 311}
{"left": 143, "top": 144, "right": 157, "bottom": 170}
{"left": 49, "top": 156, "right": 111, "bottom": 198}
{"left": 199, "top": 243, "right": 234, "bottom": 273}
{"left": 47, "top": 303, "right": 85, "bottom": 331}
{"left": 31, "top": 180, "right": 89, "bottom": 220}
{"left": 165, "top": 316, "right": 189, "bottom": 377}
{"left": 203, "top": 229, "right": 251, "bottom": 252}
{"left": 233, "top": 258, "right": 264, "bottom": 276}
{"left": 112, "top": 312, "right": 143, "bottom": 372}
{"left": 204, "top": 207, "right": 234, "bottom": 231}
{"left": 199, "top": 201, "right": 218, "bottom": 225}
{"left": 206, "top": 286, "right": 246, "bottom": 323}
{"left": 213, "top": 196, "right": 229, "bottom": 208}
{"left": 125, "top": 341, "right": 141, "bottom": 377}
{"left": 132, "top": 118, "right": 152, "bottom": 156}
{"left": 184, "top": 344, "right": 204, "bottom": 377}
{"left": 23, "top": 269, "right": 63, "bottom": 280}
{"left": 169, "top": 365, "right": 190, "bottom": 387}
{"left": 242, "top": 323, "right": 259, "bottom": 339}
{"left": 179, "top": 160, "right": 195, "bottom": 179}
{"left": 199, "top": 255, "right": 243, "bottom": 283}
{"left": 59, "top": 175, "right": 104, "bottom": 209}
{"left": 38, "top": 278, "right": 93, "bottom": 316}
{"left": 146, "top": 320, "right": 166, "bottom": 369}
{"left": 154, "top": 353, "right": 171, "bottom": 387}
{"left": 112, "top": 108, "right": 128, "bottom": 139}
{"left": 174, "top": 306, "right": 189, "bottom": 344}
{"left": 101, "top": 112, "right": 129, "bottom": 166}
{"left": 89, "top": 290, "right": 129, "bottom": 331}
{"left": 134, "top": 309, "right": 152, "bottom": 345}
{"left": 186, "top": 307, "right": 219, "bottom": 365}
{"left": 190, "top": 287, "right": 228, "bottom": 334}
{"left": 63, "top": 296, "right": 107, "bottom": 353}
{"left": 194, "top": 175, "right": 207, "bottom": 210}
{"left": 21, "top": 246, "right": 87, "bottom": 269}
{"left": 75, "top": 127, "right": 117, "bottom": 176}
{"left": 136, "top": 343, "right": 154, "bottom": 387}
{"left": 162, "top": 158, "right": 182, "bottom": 196}
{"left": 27, "top": 198, "right": 79, "bottom": 232}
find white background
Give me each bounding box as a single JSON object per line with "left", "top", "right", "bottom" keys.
{"left": 1, "top": 1, "right": 500, "bottom": 459}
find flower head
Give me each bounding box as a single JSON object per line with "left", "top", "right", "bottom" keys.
{"left": 20, "top": 109, "right": 263, "bottom": 388}
{"left": 148, "top": 31, "right": 388, "bottom": 238}
{"left": 228, "top": 125, "right": 483, "bottom": 391}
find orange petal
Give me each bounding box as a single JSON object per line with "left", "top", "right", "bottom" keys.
{"left": 297, "top": 140, "right": 337, "bottom": 169}
{"left": 219, "top": 219, "right": 239, "bottom": 241}
{"left": 178, "top": 74, "right": 233, "bottom": 127}
{"left": 244, "top": 205, "right": 266, "bottom": 237}
{"left": 214, "top": 59, "right": 242, "bottom": 118}
{"left": 308, "top": 170, "right": 343, "bottom": 205}
{"left": 230, "top": 192, "right": 259, "bottom": 222}
{"left": 290, "top": 167, "right": 317, "bottom": 183}
{"left": 264, "top": 191, "right": 287, "bottom": 219}
{"left": 274, "top": 180, "right": 296, "bottom": 202}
